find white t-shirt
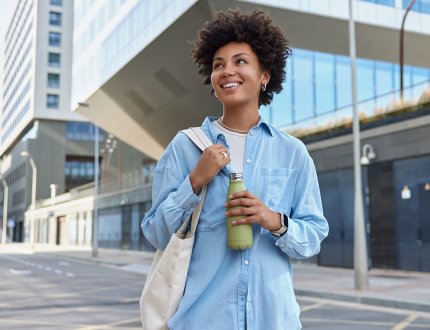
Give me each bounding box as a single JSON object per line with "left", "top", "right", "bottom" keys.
{"left": 212, "top": 120, "right": 247, "bottom": 174}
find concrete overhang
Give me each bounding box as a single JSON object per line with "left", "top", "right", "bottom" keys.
{"left": 75, "top": 0, "right": 430, "bottom": 160}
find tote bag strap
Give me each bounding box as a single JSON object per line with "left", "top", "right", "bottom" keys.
{"left": 177, "top": 127, "right": 213, "bottom": 235}
{"left": 182, "top": 127, "right": 213, "bottom": 153}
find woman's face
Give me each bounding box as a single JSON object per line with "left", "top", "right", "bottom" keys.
{"left": 210, "top": 42, "right": 270, "bottom": 109}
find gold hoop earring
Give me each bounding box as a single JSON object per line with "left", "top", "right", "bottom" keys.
{"left": 261, "top": 84, "right": 267, "bottom": 92}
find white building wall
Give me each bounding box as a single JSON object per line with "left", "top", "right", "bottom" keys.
{"left": 71, "top": 0, "right": 198, "bottom": 110}
{"left": 1, "top": 0, "right": 86, "bottom": 156}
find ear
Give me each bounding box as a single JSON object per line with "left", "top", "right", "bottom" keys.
{"left": 261, "top": 70, "right": 271, "bottom": 85}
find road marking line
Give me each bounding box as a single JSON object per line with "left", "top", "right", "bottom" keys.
{"left": 9, "top": 269, "right": 32, "bottom": 275}
{"left": 58, "top": 261, "right": 71, "bottom": 266}
{"left": 54, "top": 269, "right": 63, "bottom": 274}
{"left": 66, "top": 272, "right": 75, "bottom": 277}
{"left": 37, "top": 264, "right": 43, "bottom": 269}
{"left": 45, "top": 267, "right": 52, "bottom": 271}
{"left": 301, "top": 302, "right": 326, "bottom": 312}
{"left": 391, "top": 314, "right": 419, "bottom": 330}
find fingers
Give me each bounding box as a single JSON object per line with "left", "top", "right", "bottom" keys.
{"left": 227, "top": 190, "right": 256, "bottom": 201}
{"left": 224, "top": 192, "right": 269, "bottom": 227}
{"left": 226, "top": 206, "right": 258, "bottom": 218}
{"left": 204, "top": 144, "right": 230, "bottom": 164}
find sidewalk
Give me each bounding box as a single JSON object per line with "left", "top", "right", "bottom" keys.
{"left": 2, "top": 243, "right": 430, "bottom": 313}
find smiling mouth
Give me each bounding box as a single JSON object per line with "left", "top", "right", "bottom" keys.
{"left": 221, "top": 82, "right": 242, "bottom": 89}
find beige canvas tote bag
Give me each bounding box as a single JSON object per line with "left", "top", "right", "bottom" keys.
{"left": 140, "top": 127, "right": 213, "bottom": 330}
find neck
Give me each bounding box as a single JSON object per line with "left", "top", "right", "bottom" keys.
{"left": 221, "top": 104, "right": 260, "bottom": 132}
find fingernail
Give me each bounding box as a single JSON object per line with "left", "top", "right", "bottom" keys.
{"left": 232, "top": 221, "right": 236, "bottom": 225}
{"left": 228, "top": 194, "right": 233, "bottom": 199}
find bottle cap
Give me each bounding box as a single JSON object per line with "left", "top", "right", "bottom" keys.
{"left": 230, "top": 172, "right": 243, "bottom": 181}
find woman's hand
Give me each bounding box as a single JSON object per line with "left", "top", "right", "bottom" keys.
{"left": 189, "top": 144, "right": 230, "bottom": 194}
{"left": 225, "top": 191, "right": 282, "bottom": 231}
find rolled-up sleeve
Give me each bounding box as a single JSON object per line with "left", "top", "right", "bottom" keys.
{"left": 275, "top": 149, "right": 329, "bottom": 259}
{"left": 141, "top": 142, "right": 201, "bottom": 250}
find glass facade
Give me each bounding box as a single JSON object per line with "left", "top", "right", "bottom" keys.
{"left": 360, "top": 0, "right": 395, "bottom": 6}
{"left": 65, "top": 156, "right": 96, "bottom": 191}
{"left": 66, "top": 122, "right": 105, "bottom": 141}
{"left": 360, "top": 0, "right": 430, "bottom": 14}
{"left": 404, "top": 0, "right": 430, "bottom": 14}
{"left": 260, "top": 48, "right": 430, "bottom": 130}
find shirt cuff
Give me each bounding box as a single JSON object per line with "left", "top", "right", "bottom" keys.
{"left": 274, "top": 217, "right": 299, "bottom": 250}
{"left": 172, "top": 174, "right": 201, "bottom": 211}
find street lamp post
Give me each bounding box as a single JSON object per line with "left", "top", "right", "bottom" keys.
{"left": 348, "top": 0, "right": 369, "bottom": 291}
{"left": 400, "top": 0, "right": 416, "bottom": 100}
{"left": 78, "top": 102, "right": 99, "bottom": 258}
{"left": 1, "top": 176, "right": 8, "bottom": 246}
{"left": 20, "top": 151, "right": 37, "bottom": 250}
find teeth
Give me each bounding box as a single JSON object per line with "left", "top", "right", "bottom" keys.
{"left": 222, "top": 82, "right": 240, "bottom": 88}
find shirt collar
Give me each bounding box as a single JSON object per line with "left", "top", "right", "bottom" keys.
{"left": 201, "top": 116, "right": 274, "bottom": 141}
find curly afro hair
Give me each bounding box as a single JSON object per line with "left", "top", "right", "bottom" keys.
{"left": 190, "top": 9, "right": 292, "bottom": 107}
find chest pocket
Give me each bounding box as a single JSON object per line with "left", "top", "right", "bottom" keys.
{"left": 262, "top": 168, "right": 298, "bottom": 216}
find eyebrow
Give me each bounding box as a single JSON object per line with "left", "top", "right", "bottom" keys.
{"left": 213, "top": 52, "right": 250, "bottom": 62}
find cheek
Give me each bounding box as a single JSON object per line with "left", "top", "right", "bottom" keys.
{"left": 210, "top": 72, "right": 218, "bottom": 89}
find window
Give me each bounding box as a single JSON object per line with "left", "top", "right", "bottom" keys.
{"left": 65, "top": 156, "right": 98, "bottom": 191}
{"left": 360, "top": 0, "right": 394, "bottom": 5}
{"left": 49, "top": 32, "right": 61, "bottom": 46}
{"left": 48, "top": 73, "right": 60, "bottom": 88}
{"left": 66, "top": 122, "right": 105, "bottom": 141}
{"left": 293, "top": 49, "right": 314, "bottom": 121}
{"left": 48, "top": 53, "right": 60, "bottom": 67}
{"left": 404, "top": 0, "right": 430, "bottom": 14}
{"left": 49, "top": 12, "right": 62, "bottom": 26}
{"left": 315, "top": 52, "right": 336, "bottom": 114}
{"left": 50, "top": 0, "right": 62, "bottom": 5}
{"left": 47, "top": 94, "right": 59, "bottom": 108}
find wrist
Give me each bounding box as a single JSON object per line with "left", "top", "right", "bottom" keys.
{"left": 189, "top": 171, "right": 203, "bottom": 195}
{"left": 270, "top": 213, "right": 288, "bottom": 237}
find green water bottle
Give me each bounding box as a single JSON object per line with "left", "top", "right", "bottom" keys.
{"left": 226, "top": 173, "right": 253, "bottom": 250}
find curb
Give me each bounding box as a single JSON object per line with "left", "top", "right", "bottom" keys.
{"left": 295, "top": 289, "right": 430, "bottom": 313}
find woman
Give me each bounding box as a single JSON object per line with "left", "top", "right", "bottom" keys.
{"left": 142, "top": 9, "right": 329, "bottom": 330}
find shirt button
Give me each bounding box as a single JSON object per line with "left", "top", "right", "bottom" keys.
{"left": 249, "top": 130, "right": 254, "bottom": 136}
{"left": 247, "top": 297, "right": 251, "bottom": 302}
{"left": 246, "top": 159, "right": 251, "bottom": 164}
{"left": 244, "top": 260, "right": 249, "bottom": 265}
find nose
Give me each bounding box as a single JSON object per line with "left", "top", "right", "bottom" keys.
{"left": 221, "top": 63, "right": 235, "bottom": 77}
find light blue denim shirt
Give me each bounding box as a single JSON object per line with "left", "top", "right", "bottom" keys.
{"left": 142, "top": 116, "right": 329, "bottom": 330}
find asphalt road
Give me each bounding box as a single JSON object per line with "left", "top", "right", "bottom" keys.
{"left": 1, "top": 252, "right": 430, "bottom": 330}
{"left": 0, "top": 253, "right": 143, "bottom": 329}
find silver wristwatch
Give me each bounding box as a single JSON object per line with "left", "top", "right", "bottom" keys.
{"left": 270, "top": 214, "right": 288, "bottom": 237}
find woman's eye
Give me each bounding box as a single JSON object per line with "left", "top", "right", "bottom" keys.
{"left": 237, "top": 59, "right": 246, "bottom": 64}
{"left": 213, "top": 63, "right": 222, "bottom": 69}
